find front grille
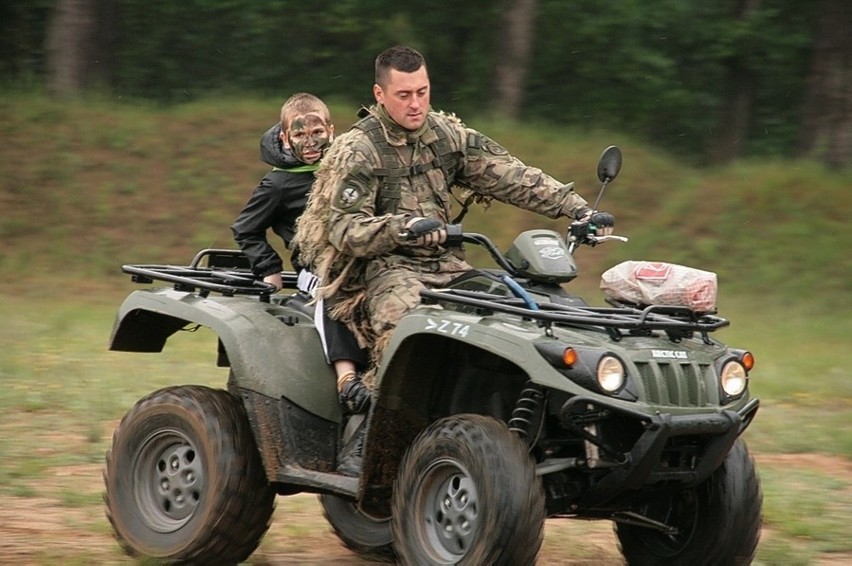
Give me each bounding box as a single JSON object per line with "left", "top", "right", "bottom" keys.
{"left": 633, "top": 361, "right": 714, "bottom": 406}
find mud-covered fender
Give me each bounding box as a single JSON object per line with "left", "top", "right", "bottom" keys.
{"left": 110, "top": 287, "right": 339, "bottom": 422}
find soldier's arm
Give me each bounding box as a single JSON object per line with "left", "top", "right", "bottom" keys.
{"left": 325, "top": 144, "right": 410, "bottom": 258}
{"left": 454, "top": 127, "right": 588, "bottom": 219}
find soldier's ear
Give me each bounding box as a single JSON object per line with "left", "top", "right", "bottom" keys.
{"left": 279, "top": 129, "right": 290, "bottom": 149}
{"left": 373, "top": 84, "right": 384, "bottom": 104}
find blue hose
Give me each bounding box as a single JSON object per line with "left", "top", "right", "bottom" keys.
{"left": 501, "top": 275, "right": 539, "bottom": 311}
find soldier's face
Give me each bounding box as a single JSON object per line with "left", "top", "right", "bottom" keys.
{"left": 374, "top": 66, "right": 430, "bottom": 131}
{"left": 282, "top": 113, "right": 334, "bottom": 164}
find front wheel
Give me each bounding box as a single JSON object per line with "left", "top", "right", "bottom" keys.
{"left": 615, "top": 438, "right": 762, "bottom": 565}
{"left": 392, "top": 414, "right": 545, "bottom": 565}
{"left": 104, "top": 385, "right": 276, "bottom": 564}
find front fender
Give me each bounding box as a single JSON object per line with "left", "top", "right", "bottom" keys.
{"left": 110, "top": 288, "right": 339, "bottom": 422}
{"left": 374, "top": 310, "right": 567, "bottom": 397}
{"left": 361, "top": 309, "right": 553, "bottom": 505}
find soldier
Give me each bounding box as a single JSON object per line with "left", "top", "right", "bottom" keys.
{"left": 232, "top": 93, "right": 370, "bottom": 416}
{"left": 296, "top": 47, "right": 613, "bottom": 473}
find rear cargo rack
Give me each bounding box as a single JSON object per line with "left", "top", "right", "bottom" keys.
{"left": 121, "top": 249, "right": 293, "bottom": 301}
{"left": 420, "top": 288, "right": 728, "bottom": 342}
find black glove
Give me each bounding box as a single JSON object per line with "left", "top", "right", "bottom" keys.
{"left": 590, "top": 211, "right": 615, "bottom": 237}
{"left": 590, "top": 212, "right": 615, "bottom": 227}
{"left": 405, "top": 217, "right": 443, "bottom": 239}
{"left": 404, "top": 217, "right": 447, "bottom": 246}
{"left": 340, "top": 378, "right": 372, "bottom": 415}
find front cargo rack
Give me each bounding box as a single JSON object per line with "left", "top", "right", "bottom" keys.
{"left": 420, "top": 288, "right": 729, "bottom": 342}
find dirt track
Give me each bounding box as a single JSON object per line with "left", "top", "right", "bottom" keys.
{"left": 0, "top": 462, "right": 622, "bottom": 564}
{"left": 1, "top": 454, "right": 849, "bottom": 564}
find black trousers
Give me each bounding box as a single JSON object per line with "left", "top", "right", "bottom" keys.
{"left": 314, "top": 296, "right": 368, "bottom": 370}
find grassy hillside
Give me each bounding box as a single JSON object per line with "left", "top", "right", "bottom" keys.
{"left": 2, "top": 92, "right": 848, "bottom": 311}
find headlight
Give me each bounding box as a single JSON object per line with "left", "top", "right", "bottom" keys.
{"left": 597, "top": 355, "right": 626, "bottom": 392}
{"left": 720, "top": 360, "right": 748, "bottom": 397}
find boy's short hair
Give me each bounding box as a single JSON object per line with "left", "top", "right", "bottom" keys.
{"left": 280, "top": 93, "right": 331, "bottom": 130}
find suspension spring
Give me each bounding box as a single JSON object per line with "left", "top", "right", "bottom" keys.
{"left": 508, "top": 383, "right": 545, "bottom": 442}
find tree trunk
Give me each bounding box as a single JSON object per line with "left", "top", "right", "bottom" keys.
{"left": 706, "top": 0, "right": 761, "bottom": 165}
{"left": 46, "top": 0, "right": 117, "bottom": 97}
{"left": 796, "top": 0, "right": 851, "bottom": 168}
{"left": 492, "top": 0, "right": 539, "bottom": 120}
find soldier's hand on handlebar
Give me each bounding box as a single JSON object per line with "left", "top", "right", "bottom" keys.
{"left": 404, "top": 217, "right": 447, "bottom": 246}
{"left": 569, "top": 209, "right": 616, "bottom": 244}
{"left": 590, "top": 212, "right": 615, "bottom": 236}
{"left": 576, "top": 207, "right": 615, "bottom": 235}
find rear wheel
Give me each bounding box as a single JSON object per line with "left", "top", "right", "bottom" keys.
{"left": 615, "top": 438, "right": 762, "bottom": 565}
{"left": 319, "top": 494, "right": 395, "bottom": 562}
{"left": 104, "top": 385, "right": 275, "bottom": 564}
{"left": 392, "top": 414, "right": 545, "bottom": 565}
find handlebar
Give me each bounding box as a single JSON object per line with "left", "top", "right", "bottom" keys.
{"left": 399, "top": 223, "right": 465, "bottom": 243}
{"left": 399, "top": 221, "right": 627, "bottom": 275}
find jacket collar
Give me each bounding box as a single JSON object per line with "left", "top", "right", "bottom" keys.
{"left": 370, "top": 104, "right": 437, "bottom": 147}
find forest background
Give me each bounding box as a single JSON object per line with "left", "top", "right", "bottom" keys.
{"left": 2, "top": 0, "right": 850, "bottom": 168}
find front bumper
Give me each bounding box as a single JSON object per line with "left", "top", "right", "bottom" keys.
{"left": 558, "top": 395, "right": 759, "bottom": 508}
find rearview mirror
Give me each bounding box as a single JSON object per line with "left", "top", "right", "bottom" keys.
{"left": 597, "top": 146, "right": 622, "bottom": 183}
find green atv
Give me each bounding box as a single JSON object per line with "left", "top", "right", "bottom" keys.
{"left": 103, "top": 147, "right": 761, "bottom": 565}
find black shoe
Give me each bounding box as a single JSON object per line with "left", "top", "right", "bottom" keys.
{"left": 340, "top": 376, "right": 372, "bottom": 415}
{"left": 337, "top": 417, "right": 367, "bottom": 477}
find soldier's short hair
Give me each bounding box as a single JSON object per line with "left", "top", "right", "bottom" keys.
{"left": 375, "top": 45, "right": 426, "bottom": 87}
{"left": 280, "top": 93, "right": 331, "bottom": 130}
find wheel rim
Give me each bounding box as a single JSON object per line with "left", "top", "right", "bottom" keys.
{"left": 133, "top": 428, "right": 204, "bottom": 533}
{"left": 416, "top": 458, "right": 480, "bottom": 563}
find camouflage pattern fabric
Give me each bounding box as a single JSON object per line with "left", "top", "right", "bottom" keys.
{"left": 296, "top": 105, "right": 588, "bottom": 383}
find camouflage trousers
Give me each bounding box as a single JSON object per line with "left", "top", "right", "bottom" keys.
{"left": 364, "top": 251, "right": 471, "bottom": 363}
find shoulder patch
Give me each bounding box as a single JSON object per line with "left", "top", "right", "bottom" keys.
{"left": 483, "top": 137, "right": 509, "bottom": 156}
{"left": 335, "top": 183, "right": 368, "bottom": 210}
{"left": 466, "top": 131, "right": 509, "bottom": 156}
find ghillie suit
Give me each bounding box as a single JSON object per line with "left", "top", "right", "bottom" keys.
{"left": 296, "top": 105, "right": 588, "bottom": 386}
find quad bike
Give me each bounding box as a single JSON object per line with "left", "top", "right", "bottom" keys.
{"left": 104, "top": 146, "right": 762, "bottom": 564}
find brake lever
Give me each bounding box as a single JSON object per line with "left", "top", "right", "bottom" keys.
{"left": 593, "top": 235, "right": 629, "bottom": 244}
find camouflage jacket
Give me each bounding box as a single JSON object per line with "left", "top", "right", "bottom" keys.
{"left": 296, "top": 105, "right": 588, "bottom": 328}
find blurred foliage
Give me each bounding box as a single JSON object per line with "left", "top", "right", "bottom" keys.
{"left": 0, "top": 0, "right": 825, "bottom": 162}
{"left": 527, "top": 0, "right": 815, "bottom": 157}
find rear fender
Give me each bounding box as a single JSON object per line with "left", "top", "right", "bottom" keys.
{"left": 110, "top": 288, "right": 339, "bottom": 422}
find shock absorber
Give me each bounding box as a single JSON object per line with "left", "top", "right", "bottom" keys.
{"left": 508, "top": 382, "right": 545, "bottom": 446}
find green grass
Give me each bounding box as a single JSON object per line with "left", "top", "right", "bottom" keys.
{"left": 0, "top": 295, "right": 227, "bottom": 499}
{"left": 762, "top": 467, "right": 850, "bottom": 550}
{"left": 718, "top": 296, "right": 852, "bottom": 458}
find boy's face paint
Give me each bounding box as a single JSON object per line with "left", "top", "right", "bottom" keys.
{"left": 282, "top": 113, "right": 333, "bottom": 164}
